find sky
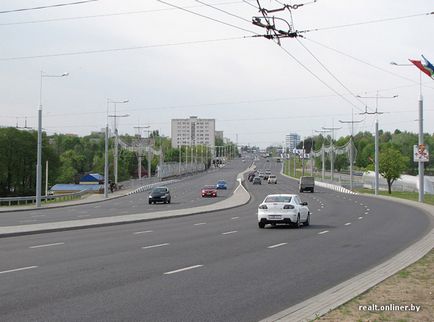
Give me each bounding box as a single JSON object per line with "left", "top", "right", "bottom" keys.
{"left": 1, "top": 0, "right": 433, "bottom": 148}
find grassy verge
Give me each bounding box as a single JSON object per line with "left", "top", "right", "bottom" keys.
{"left": 356, "top": 188, "right": 434, "bottom": 206}
{"left": 316, "top": 249, "right": 434, "bottom": 321}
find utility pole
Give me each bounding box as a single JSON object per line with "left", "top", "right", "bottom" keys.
{"left": 339, "top": 110, "right": 364, "bottom": 190}
{"left": 107, "top": 99, "right": 129, "bottom": 187}
{"left": 315, "top": 129, "right": 333, "bottom": 182}
{"left": 322, "top": 124, "right": 341, "bottom": 182}
{"left": 358, "top": 92, "right": 397, "bottom": 195}
{"left": 133, "top": 125, "right": 150, "bottom": 181}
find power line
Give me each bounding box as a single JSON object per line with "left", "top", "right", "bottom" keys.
{"left": 156, "top": 0, "right": 259, "bottom": 35}
{"left": 302, "top": 36, "right": 433, "bottom": 88}
{"left": 0, "top": 36, "right": 249, "bottom": 61}
{"left": 195, "top": 0, "right": 252, "bottom": 23}
{"left": 296, "top": 38, "right": 367, "bottom": 112}
{"left": 0, "top": 0, "right": 98, "bottom": 14}
{"left": 0, "top": 1, "right": 254, "bottom": 26}
{"left": 279, "top": 44, "right": 365, "bottom": 112}
{"left": 300, "top": 11, "right": 434, "bottom": 34}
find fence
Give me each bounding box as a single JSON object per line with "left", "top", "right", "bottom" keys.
{"left": 0, "top": 189, "right": 90, "bottom": 207}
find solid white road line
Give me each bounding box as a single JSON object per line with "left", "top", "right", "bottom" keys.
{"left": 133, "top": 230, "right": 153, "bottom": 235}
{"left": 164, "top": 265, "right": 203, "bottom": 275}
{"left": 345, "top": 222, "right": 352, "bottom": 226}
{"left": 29, "top": 242, "right": 65, "bottom": 249}
{"left": 0, "top": 266, "right": 38, "bottom": 275}
{"left": 268, "top": 243, "right": 287, "bottom": 249}
{"left": 194, "top": 223, "right": 207, "bottom": 226}
{"left": 318, "top": 230, "right": 329, "bottom": 235}
{"left": 142, "top": 243, "right": 169, "bottom": 250}
{"left": 221, "top": 231, "right": 238, "bottom": 235}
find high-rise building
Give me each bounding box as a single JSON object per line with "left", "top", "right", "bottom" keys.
{"left": 171, "top": 116, "right": 215, "bottom": 148}
{"left": 285, "top": 133, "right": 300, "bottom": 151}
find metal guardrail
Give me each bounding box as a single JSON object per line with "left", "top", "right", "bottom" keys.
{"left": 0, "top": 189, "right": 90, "bottom": 207}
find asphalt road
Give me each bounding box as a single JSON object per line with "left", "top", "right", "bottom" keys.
{"left": 0, "top": 158, "right": 432, "bottom": 322}
{"left": 0, "top": 160, "right": 248, "bottom": 226}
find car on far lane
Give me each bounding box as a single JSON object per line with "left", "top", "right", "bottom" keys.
{"left": 257, "top": 194, "right": 310, "bottom": 229}
{"left": 252, "top": 177, "right": 262, "bottom": 185}
{"left": 216, "top": 180, "right": 227, "bottom": 190}
{"left": 148, "top": 186, "right": 171, "bottom": 204}
{"left": 267, "top": 175, "right": 277, "bottom": 184}
{"left": 202, "top": 185, "right": 218, "bottom": 197}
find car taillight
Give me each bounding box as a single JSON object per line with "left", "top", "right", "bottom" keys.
{"left": 258, "top": 204, "right": 268, "bottom": 209}
{"left": 283, "top": 204, "right": 294, "bottom": 209}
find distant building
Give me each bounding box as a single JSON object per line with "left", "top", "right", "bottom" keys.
{"left": 285, "top": 133, "right": 300, "bottom": 151}
{"left": 171, "top": 116, "right": 215, "bottom": 148}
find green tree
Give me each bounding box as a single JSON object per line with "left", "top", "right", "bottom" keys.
{"left": 379, "top": 147, "right": 409, "bottom": 194}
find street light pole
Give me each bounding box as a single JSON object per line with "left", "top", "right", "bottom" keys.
{"left": 36, "top": 71, "right": 68, "bottom": 207}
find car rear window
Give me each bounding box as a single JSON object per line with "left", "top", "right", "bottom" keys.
{"left": 265, "top": 196, "right": 291, "bottom": 203}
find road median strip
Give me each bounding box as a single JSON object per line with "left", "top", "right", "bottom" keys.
{"left": 0, "top": 167, "right": 253, "bottom": 238}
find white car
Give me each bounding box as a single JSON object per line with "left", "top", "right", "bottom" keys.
{"left": 257, "top": 194, "right": 310, "bottom": 229}
{"left": 267, "top": 175, "right": 277, "bottom": 184}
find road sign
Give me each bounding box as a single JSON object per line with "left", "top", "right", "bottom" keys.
{"left": 414, "top": 144, "right": 429, "bottom": 162}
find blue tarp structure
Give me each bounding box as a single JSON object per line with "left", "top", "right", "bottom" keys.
{"left": 79, "top": 173, "right": 104, "bottom": 184}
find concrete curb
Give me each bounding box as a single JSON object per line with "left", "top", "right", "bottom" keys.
{"left": 0, "top": 167, "right": 253, "bottom": 238}
{"left": 264, "top": 170, "right": 434, "bottom": 321}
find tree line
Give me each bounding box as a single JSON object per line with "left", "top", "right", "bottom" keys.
{"left": 0, "top": 128, "right": 238, "bottom": 197}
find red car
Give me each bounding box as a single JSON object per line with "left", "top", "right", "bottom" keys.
{"left": 201, "top": 185, "right": 217, "bottom": 197}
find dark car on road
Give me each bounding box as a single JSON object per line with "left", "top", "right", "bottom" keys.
{"left": 148, "top": 187, "right": 171, "bottom": 204}
{"left": 252, "top": 177, "right": 262, "bottom": 185}
{"left": 202, "top": 185, "right": 218, "bottom": 197}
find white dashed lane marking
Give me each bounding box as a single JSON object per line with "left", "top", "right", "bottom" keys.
{"left": 29, "top": 242, "right": 64, "bottom": 249}
{"left": 0, "top": 266, "right": 38, "bottom": 275}
{"left": 231, "top": 217, "right": 240, "bottom": 220}
{"left": 318, "top": 230, "right": 329, "bottom": 235}
{"left": 194, "top": 223, "right": 207, "bottom": 226}
{"left": 142, "top": 243, "right": 170, "bottom": 250}
{"left": 133, "top": 230, "right": 153, "bottom": 235}
{"left": 221, "top": 231, "right": 238, "bottom": 235}
{"left": 164, "top": 265, "right": 203, "bottom": 275}
{"left": 358, "top": 217, "right": 363, "bottom": 220}
{"left": 268, "top": 243, "right": 287, "bottom": 249}
{"left": 345, "top": 222, "right": 351, "bottom": 226}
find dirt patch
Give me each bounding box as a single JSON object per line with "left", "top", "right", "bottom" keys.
{"left": 317, "top": 249, "right": 434, "bottom": 322}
